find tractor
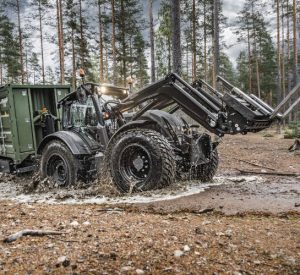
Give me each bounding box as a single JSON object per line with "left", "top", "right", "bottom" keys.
{"left": 38, "top": 72, "right": 300, "bottom": 192}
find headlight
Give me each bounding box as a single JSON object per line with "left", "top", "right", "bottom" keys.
{"left": 101, "top": 86, "right": 108, "bottom": 94}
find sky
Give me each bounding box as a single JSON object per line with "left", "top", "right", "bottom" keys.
{"left": 221, "top": 0, "right": 246, "bottom": 66}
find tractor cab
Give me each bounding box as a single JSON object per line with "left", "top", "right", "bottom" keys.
{"left": 58, "top": 82, "right": 129, "bottom": 148}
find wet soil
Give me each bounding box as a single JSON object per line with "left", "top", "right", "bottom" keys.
{"left": 0, "top": 132, "right": 299, "bottom": 273}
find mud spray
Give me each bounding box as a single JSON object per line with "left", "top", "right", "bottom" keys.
{"left": 0, "top": 173, "right": 264, "bottom": 205}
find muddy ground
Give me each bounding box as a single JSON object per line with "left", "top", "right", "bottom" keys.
{"left": 0, "top": 132, "right": 299, "bottom": 274}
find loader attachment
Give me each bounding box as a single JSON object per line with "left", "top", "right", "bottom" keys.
{"left": 116, "top": 73, "right": 299, "bottom": 137}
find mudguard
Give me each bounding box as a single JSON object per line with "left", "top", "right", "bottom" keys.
{"left": 37, "top": 131, "right": 92, "bottom": 156}
{"left": 108, "top": 110, "right": 185, "bottom": 149}
{"left": 140, "top": 110, "right": 184, "bottom": 133}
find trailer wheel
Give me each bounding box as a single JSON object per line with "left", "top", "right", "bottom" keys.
{"left": 108, "top": 129, "right": 176, "bottom": 193}
{"left": 40, "top": 140, "right": 77, "bottom": 186}
{"left": 191, "top": 149, "right": 219, "bottom": 182}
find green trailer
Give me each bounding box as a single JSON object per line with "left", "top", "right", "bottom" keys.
{"left": 0, "top": 84, "right": 71, "bottom": 173}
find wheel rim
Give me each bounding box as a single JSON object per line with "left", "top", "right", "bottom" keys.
{"left": 119, "top": 144, "right": 152, "bottom": 184}
{"left": 46, "top": 154, "right": 68, "bottom": 185}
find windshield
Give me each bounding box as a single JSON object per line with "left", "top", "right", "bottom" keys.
{"left": 70, "top": 97, "right": 98, "bottom": 127}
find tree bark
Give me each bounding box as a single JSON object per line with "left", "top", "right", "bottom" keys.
{"left": 79, "top": 0, "right": 85, "bottom": 69}
{"left": 98, "top": 0, "right": 104, "bottom": 82}
{"left": 16, "top": 0, "right": 24, "bottom": 84}
{"left": 276, "top": 0, "right": 282, "bottom": 104}
{"left": 286, "top": 0, "right": 292, "bottom": 122}
{"left": 203, "top": 0, "right": 207, "bottom": 81}
{"left": 56, "top": 0, "right": 65, "bottom": 84}
{"left": 59, "top": 0, "right": 65, "bottom": 84}
{"left": 38, "top": 0, "right": 45, "bottom": 84}
{"left": 247, "top": 24, "right": 252, "bottom": 92}
{"left": 0, "top": 53, "right": 2, "bottom": 85}
{"left": 213, "top": 0, "right": 220, "bottom": 88}
{"left": 281, "top": 2, "right": 286, "bottom": 99}
{"left": 111, "top": 0, "right": 117, "bottom": 84}
{"left": 149, "top": 0, "right": 156, "bottom": 83}
{"left": 251, "top": 2, "right": 260, "bottom": 97}
{"left": 171, "top": 0, "right": 182, "bottom": 75}
{"left": 120, "top": 0, "right": 127, "bottom": 86}
{"left": 71, "top": 28, "right": 76, "bottom": 89}
{"left": 192, "top": 0, "right": 196, "bottom": 81}
{"left": 292, "top": 0, "right": 298, "bottom": 85}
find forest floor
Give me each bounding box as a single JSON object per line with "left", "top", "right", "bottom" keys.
{"left": 0, "top": 132, "right": 299, "bottom": 274}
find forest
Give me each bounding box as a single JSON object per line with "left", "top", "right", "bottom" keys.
{"left": 0, "top": 0, "right": 299, "bottom": 117}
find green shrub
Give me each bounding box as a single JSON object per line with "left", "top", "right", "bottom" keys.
{"left": 284, "top": 121, "right": 300, "bottom": 139}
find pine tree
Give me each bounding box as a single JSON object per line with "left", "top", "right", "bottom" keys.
{"left": 114, "top": 0, "right": 146, "bottom": 87}
{"left": 28, "top": 0, "right": 53, "bottom": 84}
{"left": 132, "top": 31, "right": 149, "bottom": 88}
{"left": 236, "top": 51, "right": 249, "bottom": 90}
{"left": 0, "top": 9, "right": 21, "bottom": 83}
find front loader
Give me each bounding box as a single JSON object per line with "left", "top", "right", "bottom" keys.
{"left": 38, "top": 73, "right": 300, "bottom": 192}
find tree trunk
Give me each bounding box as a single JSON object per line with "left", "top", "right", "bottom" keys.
{"left": 98, "top": 0, "right": 104, "bottom": 82}
{"left": 192, "top": 0, "right": 196, "bottom": 81}
{"left": 276, "top": 0, "right": 282, "bottom": 104}
{"left": 120, "top": 0, "right": 127, "bottom": 86}
{"left": 149, "top": 0, "right": 156, "bottom": 83}
{"left": 38, "top": 0, "right": 45, "bottom": 84}
{"left": 213, "top": 0, "right": 220, "bottom": 88}
{"left": 79, "top": 0, "right": 85, "bottom": 69}
{"left": 0, "top": 53, "right": 2, "bottom": 85}
{"left": 56, "top": 0, "right": 65, "bottom": 84}
{"left": 111, "top": 0, "right": 117, "bottom": 84}
{"left": 251, "top": 2, "right": 260, "bottom": 97}
{"left": 105, "top": 46, "right": 109, "bottom": 81}
{"left": 71, "top": 28, "right": 76, "bottom": 89}
{"left": 292, "top": 0, "right": 298, "bottom": 85}
{"left": 286, "top": 0, "right": 292, "bottom": 122}
{"left": 281, "top": 2, "right": 286, "bottom": 99}
{"left": 203, "top": 0, "right": 207, "bottom": 81}
{"left": 59, "top": 0, "right": 65, "bottom": 84}
{"left": 25, "top": 49, "right": 28, "bottom": 83}
{"left": 247, "top": 25, "right": 252, "bottom": 93}
{"left": 168, "top": 37, "right": 172, "bottom": 72}
{"left": 171, "top": 0, "right": 182, "bottom": 74}
{"left": 16, "top": 0, "right": 24, "bottom": 84}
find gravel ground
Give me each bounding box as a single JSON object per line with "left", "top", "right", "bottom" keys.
{"left": 0, "top": 132, "right": 299, "bottom": 274}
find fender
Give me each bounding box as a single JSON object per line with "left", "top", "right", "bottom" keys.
{"left": 108, "top": 120, "right": 155, "bottom": 147}
{"left": 37, "top": 131, "right": 92, "bottom": 155}
{"left": 109, "top": 110, "right": 184, "bottom": 147}
{"left": 140, "top": 110, "right": 184, "bottom": 132}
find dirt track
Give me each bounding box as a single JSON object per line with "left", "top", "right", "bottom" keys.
{"left": 0, "top": 133, "right": 299, "bottom": 273}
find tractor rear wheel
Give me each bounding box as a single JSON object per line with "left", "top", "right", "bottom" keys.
{"left": 108, "top": 129, "right": 176, "bottom": 193}
{"left": 191, "top": 149, "right": 219, "bottom": 182}
{"left": 40, "top": 140, "right": 78, "bottom": 186}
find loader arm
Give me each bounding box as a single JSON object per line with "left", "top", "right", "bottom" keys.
{"left": 115, "top": 73, "right": 299, "bottom": 137}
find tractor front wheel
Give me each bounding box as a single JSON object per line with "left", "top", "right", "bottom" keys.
{"left": 108, "top": 129, "right": 176, "bottom": 193}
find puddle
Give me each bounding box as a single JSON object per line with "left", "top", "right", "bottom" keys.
{"left": 0, "top": 175, "right": 264, "bottom": 205}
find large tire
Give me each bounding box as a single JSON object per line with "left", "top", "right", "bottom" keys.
{"left": 108, "top": 129, "right": 176, "bottom": 193}
{"left": 40, "top": 140, "right": 78, "bottom": 186}
{"left": 191, "top": 149, "right": 219, "bottom": 182}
